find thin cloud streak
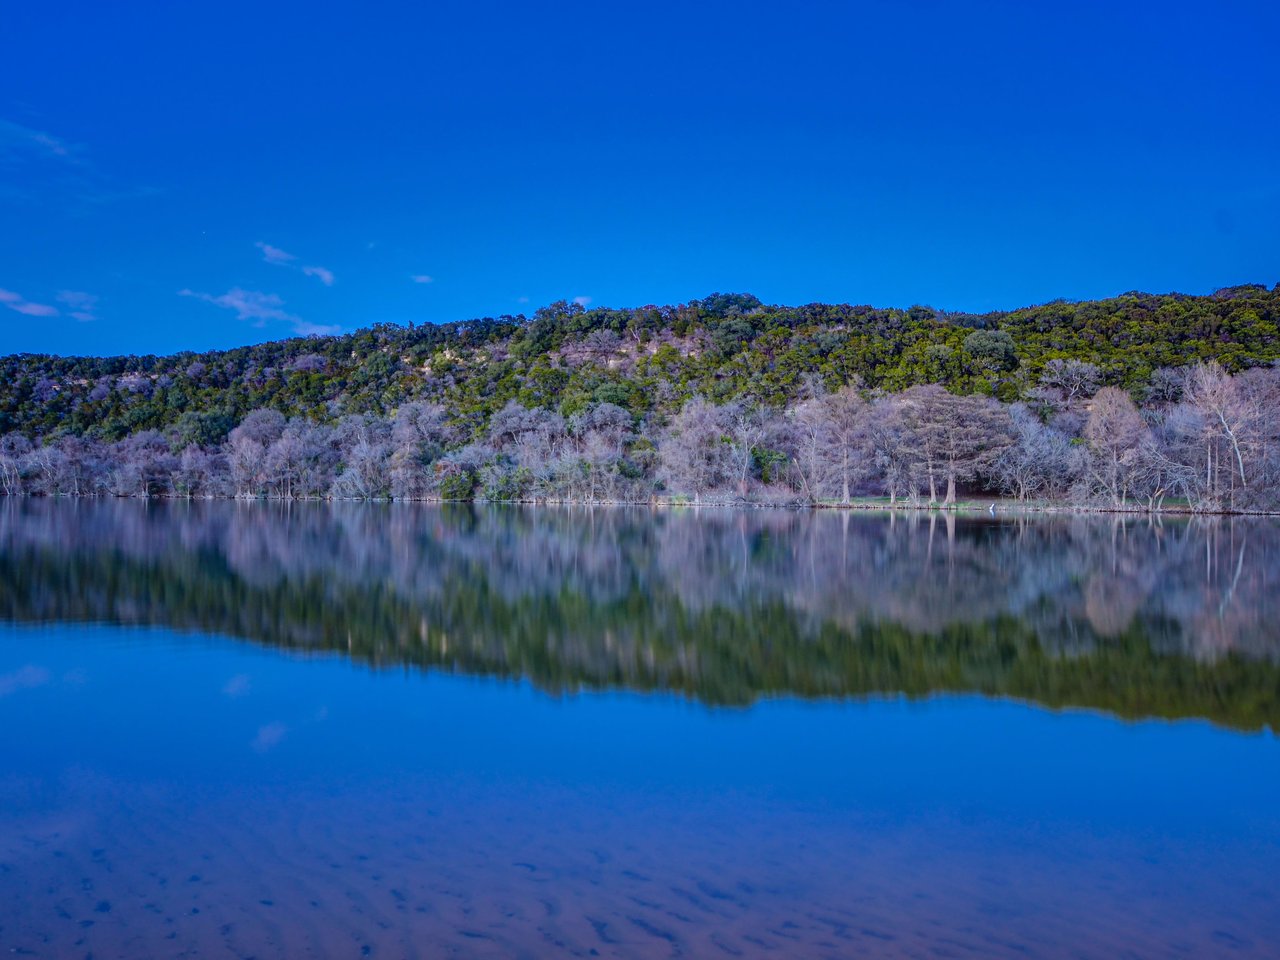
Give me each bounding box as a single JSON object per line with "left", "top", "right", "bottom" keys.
{"left": 257, "top": 241, "right": 335, "bottom": 286}
{"left": 57, "top": 290, "right": 98, "bottom": 322}
{"left": 256, "top": 241, "right": 296, "bottom": 265}
{"left": 179, "top": 286, "right": 340, "bottom": 337}
{"left": 0, "top": 119, "right": 76, "bottom": 161}
{"left": 0, "top": 287, "right": 59, "bottom": 317}
{"left": 302, "top": 265, "right": 334, "bottom": 286}
{"left": 411, "top": 274, "right": 434, "bottom": 284}
{"left": 179, "top": 287, "right": 295, "bottom": 324}
{"left": 293, "top": 320, "right": 342, "bottom": 336}
{"left": 0, "top": 117, "right": 157, "bottom": 212}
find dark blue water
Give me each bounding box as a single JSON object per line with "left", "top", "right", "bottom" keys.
{"left": 1, "top": 501, "right": 1278, "bottom": 957}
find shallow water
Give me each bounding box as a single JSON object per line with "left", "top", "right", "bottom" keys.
{"left": 1, "top": 501, "right": 1278, "bottom": 957}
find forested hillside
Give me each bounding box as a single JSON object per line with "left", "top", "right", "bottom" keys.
{"left": 2, "top": 284, "right": 1280, "bottom": 510}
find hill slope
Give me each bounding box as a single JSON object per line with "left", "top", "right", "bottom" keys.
{"left": 3, "top": 285, "right": 1278, "bottom": 442}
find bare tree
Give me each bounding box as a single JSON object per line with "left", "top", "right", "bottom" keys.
{"left": 786, "top": 397, "right": 828, "bottom": 503}
{"left": 658, "top": 397, "right": 732, "bottom": 503}
{"left": 105, "top": 431, "right": 176, "bottom": 498}
{"left": 263, "top": 419, "right": 337, "bottom": 499}
{"left": 724, "top": 401, "right": 771, "bottom": 498}
{"left": 896, "top": 385, "right": 1013, "bottom": 505}
{"left": 866, "top": 396, "right": 916, "bottom": 505}
{"left": 582, "top": 329, "right": 622, "bottom": 363}
{"left": 1082, "top": 387, "right": 1149, "bottom": 508}
{"left": 992, "top": 404, "right": 1082, "bottom": 501}
{"left": 821, "top": 385, "right": 869, "bottom": 504}
{"left": 786, "top": 384, "right": 869, "bottom": 504}
{"left": 1183, "top": 362, "right": 1258, "bottom": 500}
{"left": 488, "top": 402, "right": 567, "bottom": 469}
{"left": 389, "top": 402, "right": 454, "bottom": 499}
{"left": 0, "top": 433, "right": 31, "bottom": 496}
{"left": 1040, "top": 359, "right": 1102, "bottom": 410}
{"left": 172, "top": 445, "right": 221, "bottom": 499}
{"left": 331, "top": 415, "right": 392, "bottom": 499}
{"left": 227, "top": 409, "right": 287, "bottom": 497}
{"left": 1144, "top": 366, "right": 1185, "bottom": 407}
{"left": 564, "top": 403, "right": 635, "bottom": 501}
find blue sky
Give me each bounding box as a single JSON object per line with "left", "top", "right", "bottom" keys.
{"left": 1, "top": 0, "right": 1277, "bottom": 357}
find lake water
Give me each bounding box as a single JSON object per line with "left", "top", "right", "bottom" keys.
{"left": 1, "top": 500, "right": 1278, "bottom": 958}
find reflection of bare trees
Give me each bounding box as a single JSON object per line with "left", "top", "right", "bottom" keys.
{"left": 3, "top": 500, "right": 1279, "bottom": 669}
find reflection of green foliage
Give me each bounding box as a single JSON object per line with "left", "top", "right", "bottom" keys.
{"left": 1, "top": 515, "right": 1278, "bottom": 732}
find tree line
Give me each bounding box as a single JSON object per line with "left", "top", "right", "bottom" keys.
{"left": 3, "top": 358, "right": 1279, "bottom": 511}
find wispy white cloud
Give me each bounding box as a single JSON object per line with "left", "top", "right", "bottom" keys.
{"left": 0, "top": 119, "right": 77, "bottom": 161}
{"left": 255, "top": 241, "right": 296, "bottom": 265}
{"left": 257, "top": 241, "right": 334, "bottom": 286}
{"left": 57, "top": 290, "right": 98, "bottom": 322}
{"left": 0, "top": 117, "right": 159, "bottom": 212}
{"left": 179, "top": 287, "right": 340, "bottom": 338}
{"left": 516, "top": 296, "right": 530, "bottom": 304}
{"left": 302, "top": 265, "right": 334, "bottom": 286}
{"left": 0, "top": 286, "right": 100, "bottom": 320}
{"left": 180, "top": 287, "right": 294, "bottom": 324}
{"left": 0, "top": 287, "right": 59, "bottom": 317}
{"left": 410, "top": 274, "right": 434, "bottom": 284}
{"left": 293, "top": 319, "right": 343, "bottom": 336}
{"left": 573, "top": 295, "right": 593, "bottom": 307}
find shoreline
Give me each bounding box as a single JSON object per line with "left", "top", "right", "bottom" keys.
{"left": 4, "top": 491, "right": 1279, "bottom": 517}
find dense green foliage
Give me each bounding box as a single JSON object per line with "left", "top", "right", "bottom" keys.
{"left": 4, "top": 285, "right": 1278, "bottom": 440}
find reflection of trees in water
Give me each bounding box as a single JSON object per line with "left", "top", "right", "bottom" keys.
{"left": 646, "top": 509, "right": 1280, "bottom": 662}
{"left": 1, "top": 500, "right": 1278, "bottom": 728}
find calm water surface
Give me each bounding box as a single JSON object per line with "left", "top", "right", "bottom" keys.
{"left": 1, "top": 501, "right": 1278, "bottom": 958}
